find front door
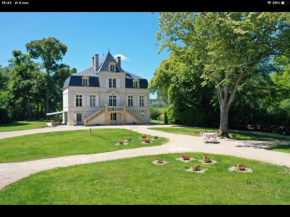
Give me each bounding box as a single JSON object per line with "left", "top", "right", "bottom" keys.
{"left": 77, "top": 113, "right": 82, "bottom": 125}
{"left": 110, "top": 113, "right": 117, "bottom": 125}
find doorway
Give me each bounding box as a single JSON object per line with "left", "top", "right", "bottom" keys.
{"left": 77, "top": 113, "right": 82, "bottom": 125}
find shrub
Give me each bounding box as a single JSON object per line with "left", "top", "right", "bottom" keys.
{"left": 0, "top": 108, "right": 10, "bottom": 124}
{"left": 150, "top": 107, "right": 162, "bottom": 120}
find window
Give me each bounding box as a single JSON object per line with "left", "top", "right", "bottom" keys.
{"left": 109, "top": 64, "right": 115, "bottom": 72}
{"left": 82, "top": 78, "right": 89, "bottom": 86}
{"left": 128, "top": 96, "right": 133, "bottom": 107}
{"left": 110, "top": 113, "right": 117, "bottom": 121}
{"left": 139, "top": 96, "right": 144, "bottom": 107}
{"left": 76, "top": 95, "right": 82, "bottom": 107}
{"left": 77, "top": 113, "right": 82, "bottom": 122}
{"left": 109, "top": 78, "right": 116, "bottom": 88}
{"left": 90, "top": 95, "right": 95, "bottom": 107}
{"left": 109, "top": 96, "right": 116, "bottom": 106}
{"left": 133, "top": 79, "right": 139, "bottom": 88}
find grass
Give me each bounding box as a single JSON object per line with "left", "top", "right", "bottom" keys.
{"left": 150, "top": 119, "right": 165, "bottom": 125}
{"left": 0, "top": 153, "right": 289, "bottom": 205}
{"left": 0, "top": 121, "right": 50, "bottom": 132}
{"left": 0, "top": 129, "right": 168, "bottom": 163}
{"left": 267, "top": 145, "right": 290, "bottom": 153}
{"left": 148, "top": 127, "right": 290, "bottom": 142}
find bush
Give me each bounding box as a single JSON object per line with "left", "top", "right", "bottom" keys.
{"left": 150, "top": 107, "right": 162, "bottom": 120}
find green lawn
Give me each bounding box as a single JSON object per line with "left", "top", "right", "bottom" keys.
{"left": 148, "top": 127, "right": 290, "bottom": 142}
{"left": 0, "top": 129, "right": 168, "bottom": 163}
{"left": 150, "top": 119, "right": 165, "bottom": 125}
{"left": 0, "top": 153, "right": 289, "bottom": 205}
{"left": 0, "top": 121, "right": 50, "bottom": 132}
{"left": 267, "top": 145, "right": 290, "bottom": 153}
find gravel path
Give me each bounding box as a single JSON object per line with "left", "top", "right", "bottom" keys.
{"left": 0, "top": 125, "right": 289, "bottom": 190}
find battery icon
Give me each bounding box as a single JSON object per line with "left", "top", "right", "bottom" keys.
{"left": 282, "top": 1, "right": 289, "bottom": 4}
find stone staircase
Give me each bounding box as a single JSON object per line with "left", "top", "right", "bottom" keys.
{"left": 126, "top": 107, "right": 143, "bottom": 123}
{"left": 84, "top": 107, "right": 105, "bottom": 126}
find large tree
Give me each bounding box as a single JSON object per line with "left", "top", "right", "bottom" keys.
{"left": 156, "top": 12, "right": 290, "bottom": 137}
{"left": 26, "top": 37, "right": 67, "bottom": 117}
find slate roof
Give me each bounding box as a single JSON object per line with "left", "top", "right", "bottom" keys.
{"left": 97, "top": 52, "right": 124, "bottom": 72}
{"left": 63, "top": 52, "right": 148, "bottom": 89}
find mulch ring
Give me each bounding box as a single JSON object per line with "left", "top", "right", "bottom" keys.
{"left": 228, "top": 166, "right": 253, "bottom": 173}
{"left": 176, "top": 157, "right": 196, "bottom": 163}
{"left": 152, "top": 160, "right": 168, "bottom": 166}
{"left": 185, "top": 168, "right": 207, "bottom": 174}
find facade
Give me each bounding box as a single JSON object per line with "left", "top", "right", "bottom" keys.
{"left": 62, "top": 52, "right": 150, "bottom": 126}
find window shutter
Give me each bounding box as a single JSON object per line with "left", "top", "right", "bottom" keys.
{"left": 106, "top": 77, "right": 109, "bottom": 88}
{"left": 87, "top": 95, "right": 90, "bottom": 107}
{"left": 133, "top": 96, "right": 137, "bottom": 107}
{"left": 126, "top": 96, "right": 129, "bottom": 106}
{"left": 116, "top": 96, "right": 120, "bottom": 106}
{"left": 95, "top": 95, "right": 99, "bottom": 107}
{"left": 106, "top": 96, "right": 109, "bottom": 106}
{"left": 117, "top": 78, "right": 120, "bottom": 88}
{"left": 144, "top": 96, "right": 148, "bottom": 106}
{"left": 73, "top": 95, "right": 76, "bottom": 107}
{"left": 74, "top": 113, "right": 77, "bottom": 122}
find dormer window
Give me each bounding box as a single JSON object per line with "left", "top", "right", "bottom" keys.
{"left": 133, "top": 79, "right": 139, "bottom": 88}
{"left": 110, "top": 65, "right": 115, "bottom": 71}
{"left": 82, "top": 77, "right": 89, "bottom": 86}
{"left": 109, "top": 62, "right": 116, "bottom": 72}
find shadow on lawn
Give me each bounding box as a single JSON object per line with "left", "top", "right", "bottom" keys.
{"left": 236, "top": 140, "right": 290, "bottom": 150}
{"left": 0, "top": 122, "right": 30, "bottom": 128}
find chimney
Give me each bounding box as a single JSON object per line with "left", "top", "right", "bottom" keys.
{"left": 94, "top": 54, "right": 99, "bottom": 71}
{"left": 92, "top": 57, "right": 94, "bottom": 66}
{"left": 116, "top": 56, "right": 121, "bottom": 67}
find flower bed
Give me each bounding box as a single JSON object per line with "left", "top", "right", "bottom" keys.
{"left": 176, "top": 155, "right": 195, "bottom": 163}
{"left": 115, "top": 140, "right": 128, "bottom": 146}
{"left": 199, "top": 155, "right": 218, "bottom": 164}
{"left": 185, "top": 164, "right": 206, "bottom": 173}
{"left": 152, "top": 157, "right": 167, "bottom": 165}
{"left": 228, "top": 163, "right": 253, "bottom": 173}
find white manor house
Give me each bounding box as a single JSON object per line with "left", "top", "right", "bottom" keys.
{"left": 61, "top": 52, "right": 150, "bottom": 126}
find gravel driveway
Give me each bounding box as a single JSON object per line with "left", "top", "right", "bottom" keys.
{"left": 0, "top": 125, "right": 289, "bottom": 190}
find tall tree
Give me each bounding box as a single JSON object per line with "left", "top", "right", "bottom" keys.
{"left": 26, "top": 37, "right": 67, "bottom": 118}
{"left": 156, "top": 12, "right": 290, "bottom": 137}
{"left": 9, "top": 50, "right": 39, "bottom": 120}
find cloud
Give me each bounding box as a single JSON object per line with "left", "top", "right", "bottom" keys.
{"left": 114, "top": 54, "right": 130, "bottom": 61}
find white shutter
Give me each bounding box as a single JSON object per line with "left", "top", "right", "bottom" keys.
{"left": 74, "top": 113, "right": 77, "bottom": 121}
{"left": 106, "top": 96, "right": 109, "bottom": 106}
{"left": 95, "top": 95, "right": 99, "bottom": 107}
{"left": 144, "top": 96, "right": 148, "bottom": 106}
{"left": 87, "top": 95, "right": 90, "bottom": 107}
{"left": 106, "top": 78, "right": 109, "bottom": 88}
{"left": 116, "top": 78, "right": 120, "bottom": 88}
{"left": 126, "top": 96, "right": 129, "bottom": 106}
{"left": 133, "top": 96, "right": 137, "bottom": 107}
{"left": 73, "top": 95, "right": 76, "bottom": 107}
{"left": 82, "top": 95, "right": 86, "bottom": 107}
{"left": 116, "top": 96, "right": 120, "bottom": 106}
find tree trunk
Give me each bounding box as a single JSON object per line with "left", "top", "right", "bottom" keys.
{"left": 218, "top": 106, "right": 230, "bottom": 138}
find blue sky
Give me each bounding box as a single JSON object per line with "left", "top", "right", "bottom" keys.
{"left": 0, "top": 12, "right": 170, "bottom": 99}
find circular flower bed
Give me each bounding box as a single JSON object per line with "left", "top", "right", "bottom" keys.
{"left": 115, "top": 140, "right": 128, "bottom": 146}
{"left": 176, "top": 155, "right": 195, "bottom": 163}
{"left": 152, "top": 157, "right": 167, "bottom": 165}
{"left": 126, "top": 138, "right": 132, "bottom": 142}
{"left": 198, "top": 155, "right": 218, "bottom": 164}
{"left": 185, "top": 164, "right": 206, "bottom": 173}
{"left": 228, "top": 163, "right": 253, "bottom": 173}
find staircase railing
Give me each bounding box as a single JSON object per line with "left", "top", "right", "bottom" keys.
{"left": 126, "top": 107, "right": 143, "bottom": 122}
{"left": 84, "top": 107, "right": 105, "bottom": 125}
